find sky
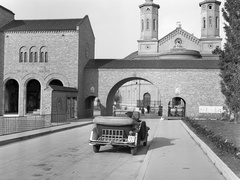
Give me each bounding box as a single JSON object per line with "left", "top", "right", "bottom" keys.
{"left": 0, "top": 0, "right": 226, "bottom": 59}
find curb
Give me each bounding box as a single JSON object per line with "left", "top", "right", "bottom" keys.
{"left": 0, "top": 122, "right": 93, "bottom": 146}
{"left": 180, "top": 120, "right": 240, "bottom": 180}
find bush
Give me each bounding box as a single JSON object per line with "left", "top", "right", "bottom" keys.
{"left": 184, "top": 118, "right": 240, "bottom": 159}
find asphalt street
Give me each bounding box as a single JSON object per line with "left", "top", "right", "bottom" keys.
{"left": 0, "top": 119, "right": 159, "bottom": 180}
{"left": 0, "top": 119, "right": 230, "bottom": 180}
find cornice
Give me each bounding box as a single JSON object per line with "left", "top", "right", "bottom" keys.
{"left": 4, "top": 30, "right": 77, "bottom": 34}
{"left": 159, "top": 28, "right": 200, "bottom": 46}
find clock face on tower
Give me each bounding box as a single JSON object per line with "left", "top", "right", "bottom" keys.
{"left": 85, "top": 43, "right": 90, "bottom": 59}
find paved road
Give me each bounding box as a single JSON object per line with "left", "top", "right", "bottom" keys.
{"left": 0, "top": 119, "right": 227, "bottom": 180}
{"left": 0, "top": 119, "right": 159, "bottom": 180}
{"left": 141, "top": 120, "right": 226, "bottom": 180}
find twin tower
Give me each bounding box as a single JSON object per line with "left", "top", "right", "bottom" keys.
{"left": 138, "top": 0, "right": 222, "bottom": 55}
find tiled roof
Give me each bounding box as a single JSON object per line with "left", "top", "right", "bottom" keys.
{"left": 0, "top": 18, "right": 83, "bottom": 32}
{"left": 199, "top": 0, "right": 221, "bottom": 6}
{"left": 0, "top": 5, "right": 14, "bottom": 15}
{"left": 85, "top": 59, "right": 219, "bottom": 69}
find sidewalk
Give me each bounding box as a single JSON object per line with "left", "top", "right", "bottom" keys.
{"left": 0, "top": 118, "right": 93, "bottom": 146}
{"left": 137, "top": 120, "right": 239, "bottom": 180}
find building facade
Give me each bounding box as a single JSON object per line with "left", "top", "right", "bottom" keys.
{"left": 0, "top": 5, "right": 94, "bottom": 121}
{"left": 84, "top": 0, "right": 225, "bottom": 119}
{"left": 118, "top": 80, "right": 161, "bottom": 112}
{"left": 0, "top": 0, "right": 225, "bottom": 121}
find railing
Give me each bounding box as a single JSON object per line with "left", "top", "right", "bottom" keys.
{"left": 137, "top": 100, "right": 161, "bottom": 107}
{"left": 0, "top": 113, "right": 71, "bottom": 136}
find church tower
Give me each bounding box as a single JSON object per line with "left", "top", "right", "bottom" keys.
{"left": 199, "top": 0, "right": 222, "bottom": 54}
{"left": 138, "top": 0, "right": 160, "bottom": 55}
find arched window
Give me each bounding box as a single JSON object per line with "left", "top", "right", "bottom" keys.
{"left": 49, "top": 79, "right": 63, "bottom": 86}
{"left": 45, "top": 52, "right": 48, "bottom": 62}
{"left": 153, "top": 19, "right": 156, "bottom": 31}
{"left": 216, "top": 16, "right": 218, "bottom": 28}
{"left": 147, "top": 19, "right": 149, "bottom": 30}
{"left": 203, "top": 17, "right": 206, "bottom": 28}
{"left": 141, "top": 20, "right": 144, "bottom": 31}
{"left": 19, "top": 47, "right": 27, "bottom": 63}
{"left": 29, "top": 46, "right": 37, "bottom": 63}
{"left": 34, "top": 52, "right": 37, "bottom": 62}
{"left": 209, "top": 16, "right": 212, "bottom": 27}
{"left": 24, "top": 52, "right": 27, "bottom": 62}
{"left": 40, "top": 46, "right": 48, "bottom": 63}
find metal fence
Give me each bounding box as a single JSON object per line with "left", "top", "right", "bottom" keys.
{"left": 0, "top": 113, "right": 70, "bottom": 136}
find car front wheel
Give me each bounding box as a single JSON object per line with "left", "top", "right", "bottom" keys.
{"left": 130, "top": 147, "right": 137, "bottom": 155}
{"left": 93, "top": 145, "right": 100, "bottom": 153}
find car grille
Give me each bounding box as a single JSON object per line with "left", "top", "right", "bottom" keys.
{"left": 98, "top": 129, "right": 127, "bottom": 142}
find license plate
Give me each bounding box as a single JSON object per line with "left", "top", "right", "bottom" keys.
{"left": 128, "top": 136, "right": 135, "bottom": 143}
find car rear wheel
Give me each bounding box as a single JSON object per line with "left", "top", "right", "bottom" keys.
{"left": 143, "top": 136, "right": 148, "bottom": 146}
{"left": 93, "top": 145, "right": 100, "bottom": 153}
{"left": 130, "top": 147, "right": 137, "bottom": 155}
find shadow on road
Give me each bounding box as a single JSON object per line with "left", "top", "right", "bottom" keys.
{"left": 96, "top": 145, "right": 149, "bottom": 156}
{"left": 148, "top": 137, "right": 176, "bottom": 151}
{"left": 98, "top": 137, "right": 175, "bottom": 155}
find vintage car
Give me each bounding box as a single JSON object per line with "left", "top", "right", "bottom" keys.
{"left": 89, "top": 111, "right": 149, "bottom": 155}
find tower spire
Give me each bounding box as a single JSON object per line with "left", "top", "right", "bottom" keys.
{"left": 199, "top": 0, "right": 222, "bottom": 53}
{"left": 139, "top": 0, "right": 160, "bottom": 40}
{"left": 138, "top": 0, "right": 160, "bottom": 54}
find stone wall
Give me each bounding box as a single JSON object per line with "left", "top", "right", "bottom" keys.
{"left": 84, "top": 68, "right": 224, "bottom": 117}
{"left": 77, "top": 16, "right": 95, "bottom": 118}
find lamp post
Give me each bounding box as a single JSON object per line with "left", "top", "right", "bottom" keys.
{"left": 139, "top": 80, "right": 141, "bottom": 107}
{"left": 136, "top": 80, "right": 141, "bottom": 107}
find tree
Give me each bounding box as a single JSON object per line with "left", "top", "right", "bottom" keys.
{"left": 214, "top": 0, "right": 240, "bottom": 123}
{"left": 114, "top": 90, "right": 122, "bottom": 104}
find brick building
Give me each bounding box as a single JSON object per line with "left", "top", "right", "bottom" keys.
{"left": 84, "top": 0, "right": 225, "bottom": 119}
{"left": 0, "top": 5, "right": 94, "bottom": 121}
{"left": 0, "top": 0, "right": 225, "bottom": 121}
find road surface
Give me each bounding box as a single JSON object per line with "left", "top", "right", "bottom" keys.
{"left": 0, "top": 119, "right": 159, "bottom": 180}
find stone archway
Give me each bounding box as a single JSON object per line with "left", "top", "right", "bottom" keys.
{"left": 4, "top": 79, "right": 19, "bottom": 114}
{"left": 168, "top": 97, "right": 186, "bottom": 118}
{"left": 26, "top": 79, "right": 41, "bottom": 114}
{"left": 105, "top": 77, "right": 152, "bottom": 116}
{"left": 85, "top": 96, "right": 100, "bottom": 118}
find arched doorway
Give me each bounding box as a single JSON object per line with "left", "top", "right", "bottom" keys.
{"left": 26, "top": 79, "right": 41, "bottom": 114}
{"left": 143, "top": 93, "right": 151, "bottom": 108}
{"left": 4, "top": 79, "right": 19, "bottom": 114}
{"left": 168, "top": 97, "right": 186, "bottom": 118}
{"left": 85, "top": 96, "right": 100, "bottom": 118}
{"left": 49, "top": 79, "right": 63, "bottom": 86}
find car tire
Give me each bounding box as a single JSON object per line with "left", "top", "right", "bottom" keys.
{"left": 143, "top": 137, "right": 148, "bottom": 146}
{"left": 93, "top": 145, "right": 100, "bottom": 153}
{"left": 130, "top": 147, "right": 137, "bottom": 155}
{"left": 140, "top": 121, "right": 147, "bottom": 140}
